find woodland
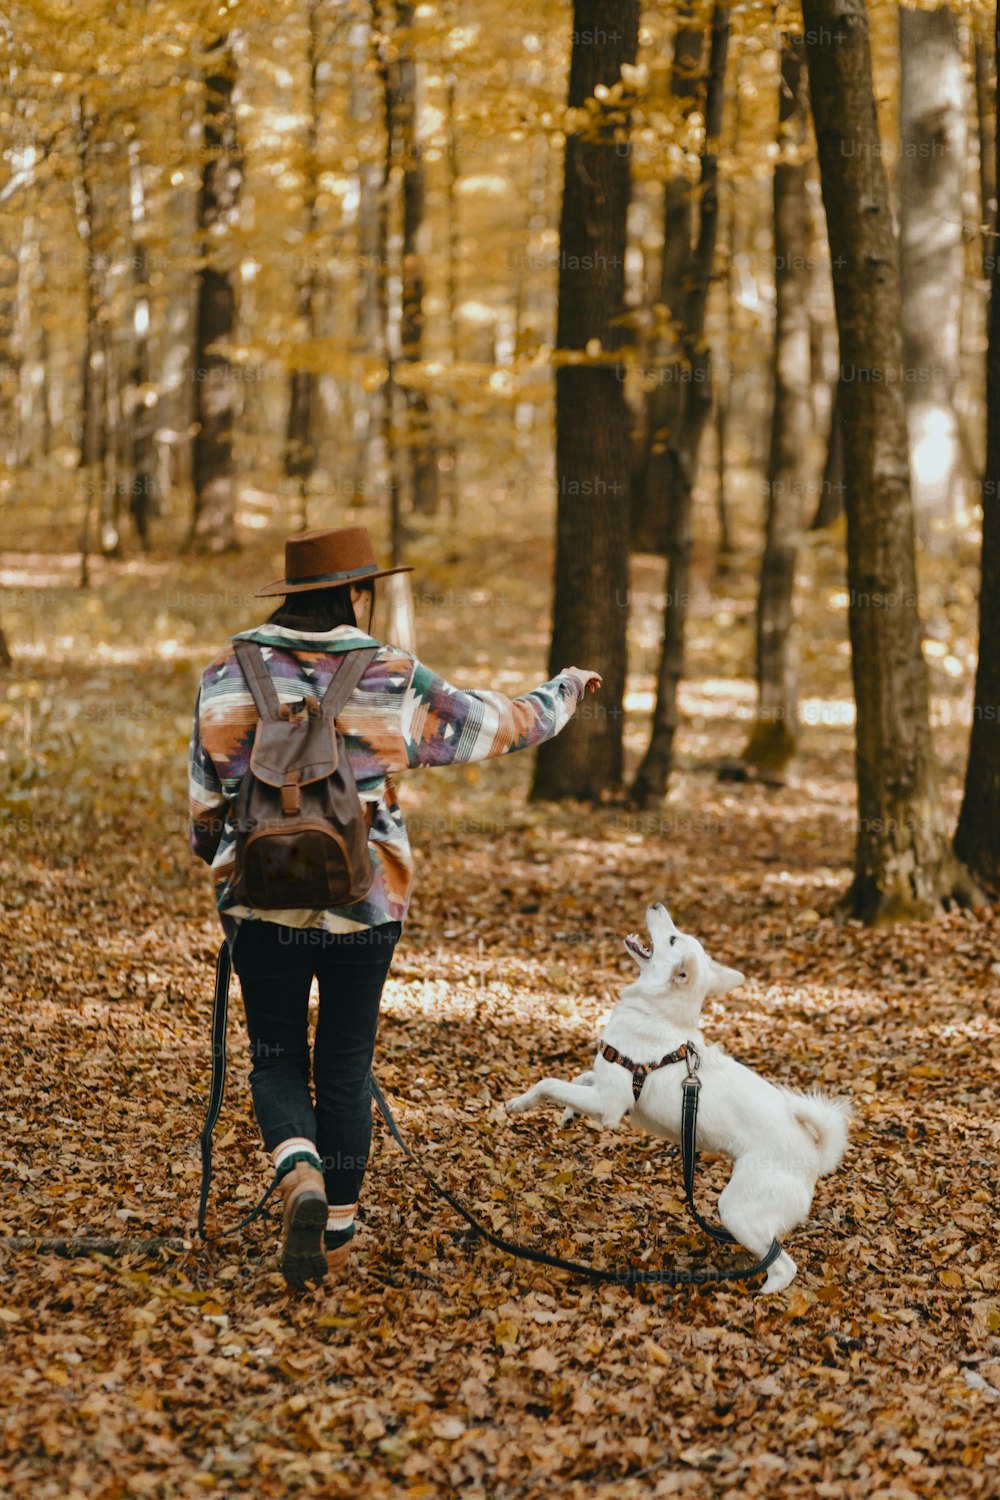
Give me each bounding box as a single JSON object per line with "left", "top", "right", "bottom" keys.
{"left": 1, "top": 0, "right": 999, "bottom": 1496}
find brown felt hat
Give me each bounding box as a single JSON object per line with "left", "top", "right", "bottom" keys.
{"left": 256, "top": 526, "right": 413, "bottom": 598}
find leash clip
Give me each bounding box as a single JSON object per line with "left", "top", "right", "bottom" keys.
{"left": 684, "top": 1043, "right": 701, "bottom": 1084}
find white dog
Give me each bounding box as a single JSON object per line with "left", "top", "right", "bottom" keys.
{"left": 506, "top": 903, "right": 850, "bottom": 1293}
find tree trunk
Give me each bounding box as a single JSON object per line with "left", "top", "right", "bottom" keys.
{"left": 285, "top": 0, "right": 320, "bottom": 533}
{"left": 744, "top": 35, "right": 811, "bottom": 772}
{"left": 812, "top": 377, "right": 845, "bottom": 527}
{"left": 99, "top": 314, "right": 123, "bottom": 557}
{"left": 376, "top": 9, "right": 416, "bottom": 652}
{"left": 441, "top": 55, "right": 460, "bottom": 515}
{"left": 802, "top": 0, "right": 979, "bottom": 922}
{"left": 37, "top": 289, "right": 52, "bottom": 458}
{"left": 73, "top": 98, "right": 105, "bottom": 589}
{"left": 714, "top": 393, "right": 732, "bottom": 561}
{"left": 0, "top": 94, "right": 30, "bottom": 468}
{"left": 630, "top": 17, "right": 705, "bottom": 555}
{"left": 954, "top": 7, "right": 1000, "bottom": 893}
{"left": 0, "top": 231, "right": 15, "bottom": 468}
{"left": 189, "top": 36, "right": 242, "bottom": 554}
{"left": 387, "top": 0, "right": 438, "bottom": 516}
{"left": 974, "top": 16, "right": 997, "bottom": 283}
{"left": 12, "top": 178, "right": 39, "bottom": 470}
{"left": 713, "top": 70, "right": 741, "bottom": 573}
{"left": 127, "top": 137, "right": 157, "bottom": 548}
{"left": 373, "top": 3, "right": 406, "bottom": 568}
{"left": 530, "top": 0, "right": 640, "bottom": 802}
{"left": 628, "top": 5, "right": 728, "bottom": 809}
{"left": 350, "top": 10, "right": 383, "bottom": 504}
{"left": 898, "top": 5, "right": 966, "bottom": 525}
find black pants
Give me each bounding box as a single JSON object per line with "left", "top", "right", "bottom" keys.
{"left": 232, "top": 919, "right": 401, "bottom": 1205}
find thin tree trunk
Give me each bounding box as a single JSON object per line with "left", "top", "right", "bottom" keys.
{"left": 629, "top": 5, "right": 728, "bottom": 809}
{"left": 351, "top": 11, "right": 383, "bottom": 503}
{"left": 127, "top": 136, "right": 157, "bottom": 548}
{"left": 100, "top": 315, "right": 123, "bottom": 557}
{"left": 531, "top": 0, "right": 640, "bottom": 802}
{"left": 714, "top": 35, "right": 746, "bottom": 571}
{"left": 374, "top": 4, "right": 416, "bottom": 651}
{"left": 802, "top": 0, "right": 980, "bottom": 922}
{"left": 157, "top": 95, "right": 202, "bottom": 508}
{"left": 899, "top": 5, "right": 966, "bottom": 525}
{"left": 441, "top": 54, "right": 460, "bottom": 516}
{"left": 714, "top": 394, "right": 732, "bottom": 559}
{"left": 189, "top": 36, "right": 242, "bottom": 553}
{"left": 954, "top": 6, "right": 1000, "bottom": 892}
{"left": 12, "top": 176, "right": 38, "bottom": 470}
{"left": 373, "top": 3, "right": 405, "bottom": 566}
{"left": 37, "top": 288, "right": 52, "bottom": 458}
{"left": 387, "top": 0, "right": 438, "bottom": 515}
{"left": 0, "top": 230, "right": 15, "bottom": 467}
{"left": 285, "top": 0, "right": 320, "bottom": 533}
{"left": 630, "top": 16, "right": 705, "bottom": 555}
{"left": 73, "top": 98, "right": 105, "bottom": 589}
{"left": 744, "top": 34, "right": 811, "bottom": 772}
{"left": 975, "top": 16, "right": 997, "bottom": 282}
{"left": 812, "top": 377, "right": 845, "bottom": 527}
{"left": 0, "top": 88, "right": 28, "bottom": 466}
{"left": 713, "top": 109, "right": 737, "bottom": 571}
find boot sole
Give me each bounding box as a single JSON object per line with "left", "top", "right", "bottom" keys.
{"left": 281, "top": 1190, "right": 328, "bottom": 1292}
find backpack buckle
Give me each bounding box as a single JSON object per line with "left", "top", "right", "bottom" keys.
{"left": 281, "top": 772, "right": 302, "bottom": 815}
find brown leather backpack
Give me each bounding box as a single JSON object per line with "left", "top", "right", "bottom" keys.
{"left": 229, "top": 640, "right": 378, "bottom": 910}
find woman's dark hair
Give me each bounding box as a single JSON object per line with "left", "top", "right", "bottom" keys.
{"left": 267, "top": 580, "right": 375, "bottom": 633}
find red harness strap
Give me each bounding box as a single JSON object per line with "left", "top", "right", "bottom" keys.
{"left": 599, "top": 1041, "right": 692, "bottom": 1102}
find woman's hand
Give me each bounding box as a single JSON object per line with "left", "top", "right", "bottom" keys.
{"left": 563, "top": 667, "right": 603, "bottom": 696}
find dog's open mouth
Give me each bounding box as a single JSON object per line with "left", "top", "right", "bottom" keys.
{"left": 625, "top": 932, "right": 652, "bottom": 961}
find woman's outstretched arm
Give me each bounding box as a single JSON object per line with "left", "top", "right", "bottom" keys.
{"left": 395, "top": 658, "right": 594, "bottom": 770}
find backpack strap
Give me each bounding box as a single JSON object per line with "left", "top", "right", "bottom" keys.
{"left": 233, "top": 640, "right": 281, "bottom": 721}
{"left": 321, "top": 646, "right": 378, "bottom": 720}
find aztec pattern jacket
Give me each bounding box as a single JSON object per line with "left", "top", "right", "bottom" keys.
{"left": 188, "top": 623, "right": 584, "bottom": 938}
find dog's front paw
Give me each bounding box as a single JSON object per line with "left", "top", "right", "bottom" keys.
{"left": 559, "top": 1108, "right": 577, "bottom": 1128}
{"left": 505, "top": 1091, "right": 532, "bottom": 1114}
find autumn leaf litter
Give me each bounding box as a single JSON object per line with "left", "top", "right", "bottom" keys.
{"left": 0, "top": 534, "right": 998, "bottom": 1499}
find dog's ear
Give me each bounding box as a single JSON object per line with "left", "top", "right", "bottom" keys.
{"left": 705, "top": 960, "right": 744, "bottom": 996}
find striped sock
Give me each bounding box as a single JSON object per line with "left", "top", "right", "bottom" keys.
{"left": 271, "top": 1137, "right": 323, "bottom": 1178}
{"left": 324, "top": 1202, "right": 357, "bottom": 1250}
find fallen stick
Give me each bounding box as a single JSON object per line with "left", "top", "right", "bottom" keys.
{"left": 0, "top": 1236, "right": 190, "bottom": 1256}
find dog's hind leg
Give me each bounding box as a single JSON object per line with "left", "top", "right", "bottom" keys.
{"left": 506, "top": 1076, "right": 629, "bottom": 1129}
{"left": 560, "top": 1070, "right": 595, "bottom": 1127}
{"left": 718, "top": 1166, "right": 801, "bottom": 1295}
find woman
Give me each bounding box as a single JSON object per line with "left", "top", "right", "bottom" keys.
{"left": 189, "top": 525, "right": 601, "bottom": 1290}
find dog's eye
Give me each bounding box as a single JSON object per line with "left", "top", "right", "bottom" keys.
{"left": 669, "top": 936, "right": 676, "bottom": 946}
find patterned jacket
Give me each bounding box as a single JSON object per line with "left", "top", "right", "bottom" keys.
{"left": 188, "top": 623, "right": 584, "bottom": 939}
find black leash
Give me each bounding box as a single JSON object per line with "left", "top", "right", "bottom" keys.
{"left": 198, "top": 941, "right": 781, "bottom": 1284}
{"left": 370, "top": 1072, "right": 780, "bottom": 1287}
{"left": 679, "top": 1048, "right": 743, "bottom": 1246}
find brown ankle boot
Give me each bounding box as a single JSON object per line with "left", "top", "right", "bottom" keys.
{"left": 326, "top": 1239, "right": 353, "bottom": 1274}
{"left": 277, "top": 1162, "right": 328, "bottom": 1291}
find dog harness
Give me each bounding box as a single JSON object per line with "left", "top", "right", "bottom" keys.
{"left": 599, "top": 1041, "right": 694, "bottom": 1102}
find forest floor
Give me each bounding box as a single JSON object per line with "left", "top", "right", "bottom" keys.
{"left": 0, "top": 504, "right": 998, "bottom": 1499}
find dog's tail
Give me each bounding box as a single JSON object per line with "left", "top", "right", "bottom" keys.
{"left": 788, "top": 1091, "right": 852, "bottom": 1175}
